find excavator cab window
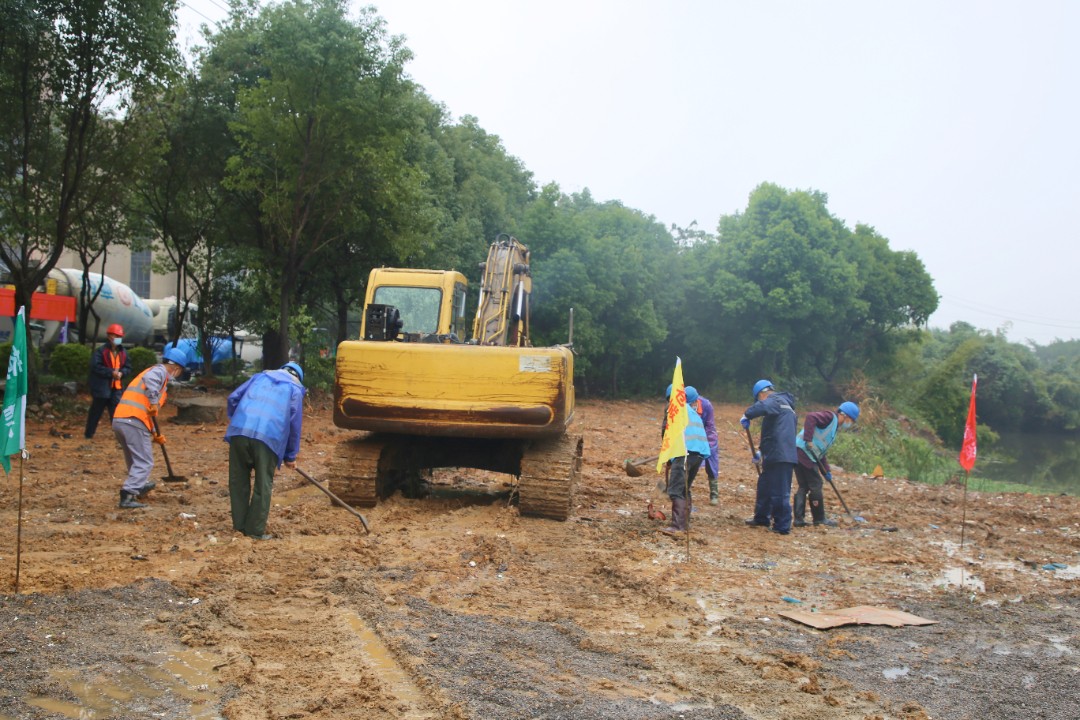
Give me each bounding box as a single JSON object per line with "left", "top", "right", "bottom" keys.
{"left": 372, "top": 286, "right": 441, "bottom": 335}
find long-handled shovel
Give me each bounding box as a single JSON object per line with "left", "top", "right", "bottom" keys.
{"left": 815, "top": 459, "right": 865, "bottom": 523}
{"left": 295, "top": 467, "right": 371, "bottom": 534}
{"left": 743, "top": 427, "right": 762, "bottom": 477}
{"left": 150, "top": 417, "right": 188, "bottom": 483}
{"left": 624, "top": 454, "right": 659, "bottom": 477}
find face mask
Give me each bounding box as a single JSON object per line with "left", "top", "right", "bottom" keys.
{"left": 112, "top": 337, "right": 122, "bottom": 346}
{"left": 841, "top": 421, "right": 853, "bottom": 431}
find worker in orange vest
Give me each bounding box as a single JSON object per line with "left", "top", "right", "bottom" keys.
{"left": 84, "top": 323, "right": 132, "bottom": 439}
{"left": 111, "top": 347, "right": 188, "bottom": 509}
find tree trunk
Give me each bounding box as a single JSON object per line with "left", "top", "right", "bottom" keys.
{"left": 262, "top": 328, "right": 284, "bottom": 370}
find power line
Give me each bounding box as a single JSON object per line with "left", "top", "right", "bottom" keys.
{"left": 939, "top": 294, "right": 1080, "bottom": 331}
{"left": 179, "top": 0, "right": 216, "bottom": 25}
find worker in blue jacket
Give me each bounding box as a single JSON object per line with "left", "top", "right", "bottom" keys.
{"left": 794, "top": 401, "right": 860, "bottom": 528}
{"left": 224, "top": 362, "right": 305, "bottom": 540}
{"left": 741, "top": 379, "right": 798, "bottom": 534}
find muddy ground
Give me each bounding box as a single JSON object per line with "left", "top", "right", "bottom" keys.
{"left": 1, "top": 390, "right": 1078, "bottom": 720}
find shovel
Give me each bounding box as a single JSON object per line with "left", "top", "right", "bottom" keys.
{"left": 150, "top": 417, "right": 188, "bottom": 483}
{"left": 295, "top": 467, "right": 371, "bottom": 534}
{"left": 815, "top": 459, "right": 866, "bottom": 523}
{"left": 623, "top": 454, "right": 659, "bottom": 477}
{"left": 743, "top": 426, "right": 762, "bottom": 477}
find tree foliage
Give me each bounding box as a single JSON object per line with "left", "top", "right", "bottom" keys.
{"left": 13, "top": 0, "right": 1080, "bottom": 449}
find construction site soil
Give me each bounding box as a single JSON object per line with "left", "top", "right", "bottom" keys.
{"left": 1, "top": 390, "right": 1078, "bottom": 720}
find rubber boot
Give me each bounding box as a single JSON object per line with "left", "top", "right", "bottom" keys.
{"left": 673, "top": 498, "right": 688, "bottom": 531}
{"left": 661, "top": 498, "right": 687, "bottom": 534}
{"left": 811, "top": 498, "right": 837, "bottom": 526}
{"left": 793, "top": 489, "right": 808, "bottom": 527}
{"left": 119, "top": 490, "right": 147, "bottom": 509}
{"left": 709, "top": 473, "right": 719, "bottom": 505}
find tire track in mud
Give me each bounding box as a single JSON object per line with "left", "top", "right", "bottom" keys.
{"left": 180, "top": 541, "right": 447, "bottom": 720}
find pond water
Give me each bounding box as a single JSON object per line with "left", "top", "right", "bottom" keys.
{"left": 972, "top": 430, "right": 1080, "bottom": 495}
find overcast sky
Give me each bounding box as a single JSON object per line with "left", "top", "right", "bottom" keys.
{"left": 177, "top": 0, "right": 1080, "bottom": 346}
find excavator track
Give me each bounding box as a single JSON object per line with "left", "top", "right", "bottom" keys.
{"left": 517, "top": 434, "right": 583, "bottom": 521}
{"left": 328, "top": 436, "right": 384, "bottom": 508}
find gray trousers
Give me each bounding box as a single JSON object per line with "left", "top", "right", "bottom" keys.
{"left": 113, "top": 417, "right": 154, "bottom": 494}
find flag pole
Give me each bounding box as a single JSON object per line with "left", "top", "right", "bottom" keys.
{"left": 957, "top": 373, "right": 978, "bottom": 592}
{"left": 14, "top": 452, "right": 24, "bottom": 593}
{"left": 960, "top": 470, "right": 969, "bottom": 551}
{"left": 684, "top": 455, "right": 690, "bottom": 561}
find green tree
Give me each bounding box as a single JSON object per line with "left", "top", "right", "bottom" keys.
{"left": 0, "top": 0, "right": 177, "bottom": 329}
{"left": 204, "top": 0, "right": 417, "bottom": 367}
{"left": 691, "top": 183, "right": 937, "bottom": 393}
{"left": 523, "top": 187, "right": 676, "bottom": 395}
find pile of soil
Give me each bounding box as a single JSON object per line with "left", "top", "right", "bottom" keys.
{"left": 1, "top": 392, "right": 1077, "bottom": 719}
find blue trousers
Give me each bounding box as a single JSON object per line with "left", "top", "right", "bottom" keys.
{"left": 752, "top": 462, "right": 795, "bottom": 533}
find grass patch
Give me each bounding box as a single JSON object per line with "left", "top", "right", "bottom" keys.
{"left": 828, "top": 418, "right": 1072, "bottom": 497}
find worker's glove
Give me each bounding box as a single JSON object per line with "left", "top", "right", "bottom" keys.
{"left": 752, "top": 451, "right": 761, "bottom": 467}
{"left": 824, "top": 471, "right": 833, "bottom": 482}
{"left": 739, "top": 416, "right": 750, "bottom": 430}
{"left": 152, "top": 434, "right": 166, "bottom": 445}
{"left": 148, "top": 405, "right": 159, "bottom": 417}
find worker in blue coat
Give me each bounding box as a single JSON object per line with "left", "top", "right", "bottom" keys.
{"left": 741, "top": 379, "right": 798, "bottom": 534}
{"left": 224, "top": 362, "right": 305, "bottom": 540}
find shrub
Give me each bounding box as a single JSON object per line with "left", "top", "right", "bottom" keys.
{"left": 48, "top": 343, "right": 92, "bottom": 381}
{"left": 128, "top": 346, "right": 157, "bottom": 376}
{"left": 301, "top": 355, "right": 335, "bottom": 392}
{"left": 0, "top": 341, "right": 42, "bottom": 379}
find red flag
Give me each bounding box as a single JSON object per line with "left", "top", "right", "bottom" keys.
{"left": 958, "top": 374, "right": 977, "bottom": 472}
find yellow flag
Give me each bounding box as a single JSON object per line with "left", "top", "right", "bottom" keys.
{"left": 657, "top": 357, "right": 689, "bottom": 473}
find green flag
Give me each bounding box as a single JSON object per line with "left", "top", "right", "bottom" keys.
{"left": 1, "top": 306, "right": 28, "bottom": 474}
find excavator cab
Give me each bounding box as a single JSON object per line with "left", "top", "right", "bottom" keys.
{"left": 359, "top": 269, "right": 468, "bottom": 343}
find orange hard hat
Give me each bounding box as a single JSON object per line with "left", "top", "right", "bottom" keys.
{"left": 106, "top": 323, "right": 124, "bottom": 336}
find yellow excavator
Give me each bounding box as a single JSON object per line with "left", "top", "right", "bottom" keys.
{"left": 330, "top": 233, "right": 582, "bottom": 520}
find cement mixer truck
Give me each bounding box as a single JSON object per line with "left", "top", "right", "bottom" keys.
{"left": 0, "top": 268, "right": 155, "bottom": 347}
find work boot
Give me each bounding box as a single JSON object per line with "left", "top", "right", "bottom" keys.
{"left": 814, "top": 517, "right": 838, "bottom": 527}
{"left": 137, "top": 481, "right": 156, "bottom": 498}
{"left": 744, "top": 518, "right": 769, "bottom": 527}
{"left": 661, "top": 498, "right": 688, "bottom": 534}
{"left": 709, "top": 496, "right": 719, "bottom": 506}
{"left": 248, "top": 533, "right": 273, "bottom": 541}
{"left": 792, "top": 489, "right": 807, "bottom": 528}
{"left": 119, "top": 491, "right": 147, "bottom": 509}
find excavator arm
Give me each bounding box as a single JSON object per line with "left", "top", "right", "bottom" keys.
{"left": 472, "top": 233, "right": 532, "bottom": 346}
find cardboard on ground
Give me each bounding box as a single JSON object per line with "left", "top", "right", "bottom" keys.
{"left": 779, "top": 605, "right": 937, "bottom": 629}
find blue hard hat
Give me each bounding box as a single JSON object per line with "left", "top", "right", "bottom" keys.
{"left": 282, "top": 361, "right": 304, "bottom": 383}
{"left": 752, "top": 379, "right": 773, "bottom": 399}
{"left": 685, "top": 386, "right": 699, "bottom": 404}
{"left": 162, "top": 347, "right": 188, "bottom": 366}
{"left": 839, "top": 401, "right": 860, "bottom": 421}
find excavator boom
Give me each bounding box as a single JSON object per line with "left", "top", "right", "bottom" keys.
{"left": 472, "top": 233, "right": 531, "bottom": 346}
